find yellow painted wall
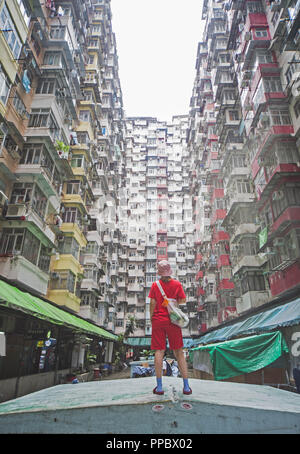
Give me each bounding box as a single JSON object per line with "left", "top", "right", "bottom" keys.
{"left": 60, "top": 223, "right": 87, "bottom": 248}
{"left": 47, "top": 289, "right": 81, "bottom": 313}
{"left": 50, "top": 254, "right": 84, "bottom": 276}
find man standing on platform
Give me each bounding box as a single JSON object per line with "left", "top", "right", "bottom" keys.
{"left": 149, "top": 260, "right": 192, "bottom": 395}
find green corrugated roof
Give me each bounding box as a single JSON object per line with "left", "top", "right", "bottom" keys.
{"left": 0, "top": 279, "right": 117, "bottom": 341}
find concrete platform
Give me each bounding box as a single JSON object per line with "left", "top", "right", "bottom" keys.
{"left": 0, "top": 377, "right": 299, "bottom": 434}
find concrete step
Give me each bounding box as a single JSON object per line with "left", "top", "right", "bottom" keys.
{"left": 0, "top": 377, "right": 299, "bottom": 434}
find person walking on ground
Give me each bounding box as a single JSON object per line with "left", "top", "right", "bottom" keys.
{"left": 149, "top": 260, "right": 192, "bottom": 395}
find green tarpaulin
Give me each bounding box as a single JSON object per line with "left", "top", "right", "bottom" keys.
{"left": 190, "top": 331, "right": 288, "bottom": 380}
{"left": 0, "top": 279, "right": 117, "bottom": 341}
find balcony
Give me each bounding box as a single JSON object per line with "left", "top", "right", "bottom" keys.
{"left": 252, "top": 125, "right": 295, "bottom": 180}
{"left": 0, "top": 253, "right": 49, "bottom": 296}
{"left": 5, "top": 203, "right": 56, "bottom": 245}
{"left": 79, "top": 305, "right": 98, "bottom": 324}
{"left": 232, "top": 254, "right": 268, "bottom": 275}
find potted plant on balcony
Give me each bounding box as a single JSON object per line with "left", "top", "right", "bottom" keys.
{"left": 55, "top": 140, "right": 70, "bottom": 159}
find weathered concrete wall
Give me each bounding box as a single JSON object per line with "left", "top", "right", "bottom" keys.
{"left": 0, "top": 377, "right": 299, "bottom": 434}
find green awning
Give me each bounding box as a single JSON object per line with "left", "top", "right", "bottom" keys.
{"left": 190, "top": 296, "right": 300, "bottom": 347}
{"left": 190, "top": 331, "right": 288, "bottom": 381}
{"left": 0, "top": 279, "right": 117, "bottom": 341}
{"left": 124, "top": 337, "right": 193, "bottom": 348}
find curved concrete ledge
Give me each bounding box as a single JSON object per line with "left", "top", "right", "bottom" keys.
{"left": 0, "top": 377, "right": 299, "bottom": 434}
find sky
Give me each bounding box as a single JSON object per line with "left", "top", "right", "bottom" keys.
{"left": 111, "top": 0, "right": 205, "bottom": 123}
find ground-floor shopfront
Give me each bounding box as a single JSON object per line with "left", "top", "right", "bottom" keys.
{"left": 0, "top": 278, "right": 117, "bottom": 402}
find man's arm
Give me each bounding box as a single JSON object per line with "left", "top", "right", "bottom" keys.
{"left": 178, "top": 298, "right": 186, "bottom": 305}
{"left": 150, "top": 298, "right": 156, "bottom": 322}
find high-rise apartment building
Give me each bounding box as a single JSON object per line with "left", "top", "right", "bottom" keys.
{"left": 117, "top": 116, "right": 199, "bottom": 338}
{"left": 0, "top": 0, "right": 126, "bottom": 325}
{"left": 188, "top": 0, "right": 300, "bottom": 332}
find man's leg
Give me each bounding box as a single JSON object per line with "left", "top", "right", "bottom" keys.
{"left": 151, "top": 323, "right": 166, "bottom": 393}
{"left": 173, "top": 348, "right": 188, "bottom": 379}
{"left": 173, "top": 348, "right": 192, "bottom": 394}
{"left": 154, "top": 349, "right": 165, "bottom": 379}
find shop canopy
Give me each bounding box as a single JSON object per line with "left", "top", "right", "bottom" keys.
{"left": 0, "top": 279, "right": 117, "bottom": 341}
{"left": 123, "top": 337, "right": 194, "bottom": 349}
{"left": 190, "top": 296, "right": 300, "bottom": 348}
{"left": 190, "top": 331, "right": 289, "bottom": 381}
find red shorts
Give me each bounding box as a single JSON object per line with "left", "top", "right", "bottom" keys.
{"left": 151, "top": 321, "right": 183, "bottom": 350}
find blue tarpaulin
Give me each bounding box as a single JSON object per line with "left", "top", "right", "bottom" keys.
{"left": 190, "top": 297, "right": 300, "bottom": 348}
{"left": 123, "top": 337, "right": 193, "bottom": 348}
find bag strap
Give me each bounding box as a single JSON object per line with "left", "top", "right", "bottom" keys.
{"left": 156, "top": 280, "right": 167, "bottom": 298}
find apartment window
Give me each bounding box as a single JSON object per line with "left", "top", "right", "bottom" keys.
{"left": 84, "top": 266, "right": 98, "bottom": 281}
{"left": 215, "top": 199, "right": 225, "bottom": 209}
{"left": 82, "top": 90, "right": 93, "bottom": 102}
{"left": 275, "top": 142, "right": 299, "bottom": 163}
{"left": 228, "top": 110, "right": 239, "bottom": 121}
{"left": 255, "top": 28, "right": 268, "bottom": 38}
{"left": 232, "top": 155, "right": 246, "bottom": 168}
{"left": 85, "top": 241, "right": 99, "bottom": 255}
{"left": 271, "top": 10, "right": 280, "bottom": 27}
{"left": 50, "top": 271, "right": 76, "bottom": 293}
{"left": 256, "top": 51, "right": 273, "bottom": 64}
{"left": 270, "top": 109, "right": 291, "bottom": 125}
{"left": 20, "top": 144, "right": 42, "bottom": 165}
{"left": 43, "top": 52, "right": 63, "bottom": 67}
{"left": 28, "top": 108, "right": 50, "bottom": 127}
{"left": 10, "top": 182, "right": 33, "bottom": 204}
{"left": 58, "top": 236, "right": 80, "bottom": 260}
{"left": 241, "top": 273, "right": 265, "bottom": 294}
{"left": 236, "top": 179, "right": 251, "bottom": 193}
{"left": 22, "top": 230, "right": 40, "bottom": 265}
{"left": 36, "top": 78, "right": 56, "bottom": 95}
{"left": 31, "top": 184, "right": 47, "bottom": 219}
{"left": 71, "top": 155, "right": 85, "bottom": 168}
{"left": 50, "top": 26, "right": 66, "bottom": 39}
{"left": 286, "top": 57, "right": 300, "bottom": 84}
{"left": 66, "top": 180, "right": 81, "bottom": 195}
{"left": 0, "top": 228, "right": 24, "bottom": 255}
{"left": 79, "top": 110, "right": 91, "bottom": 122}
{"left": 0, "top": 66, "right": 11, "bottom": 105}
{"left": 263, "top": 77, "right": 282, "bottom": 93}
{"left": 38, "top": 244, "right": 51, "bottom": 273}
{"left": 17, "top": 0, "right": 31, "bottom": 27}
{"left": 247, "top": 1, "right": 263, "bottom": 12}
{"left": 77, "top": 132, "right": 89, "bottom": 144}
{"left": 62, "top": 207, "right": 78, "bottom": 223}
{"left": 221, "top": 72, "right": 232, "bottom": 82}
{"left": 0, "top": 3, "right": 22, "bottom": 59}
{"left": 13, "top": 93, "right": 27, "bottom": 117}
